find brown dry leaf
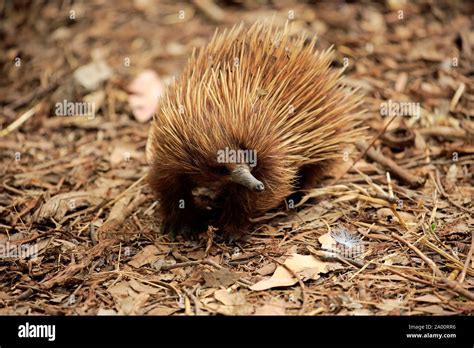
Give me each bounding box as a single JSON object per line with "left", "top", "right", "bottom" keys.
{"left": 375, "top": 299, "right": 403, "bottom": 312}
{"left": 383, "top": 253, "right": 410, "bottom": 266}
{"left": 147, "top": 306, "right": 179, "bottom": 315}
{"left": 349, "top": 309, "right": 373, "bottom": 315}
{"left": 202, "top": 269, "right": 241, "bottom": 288}
{"left": 414, "top": 294, "right": 442, "bottom": 303}
{"left": 97, "top": 308, "right": 118, "bottom": 315}
{"left": 254, "top": 303, "right": 286, "bottom": 315}
{"left": 414, "top": 305, "right": 455, "bottom": 315}
{"left": 187, "top": 250, "right": 206, "bottom": 260}
{"left": 49, "top": 293, "right": 68, "bottom": 303}
{"left": 128, "top": 245, "right": 160, "bottom": 268}
{"left": 108, "top": 281, "right": 150, "bottom": 315}
{"left": 211, "top": 289, "right": 253, "bottom": 315}
{"left": 256, "top": 263, "right": 276, "bottom": 276}
{"left": 180, "top": 269, "right": 204, "bottom": 287}
{"left": 377, "top": 208, "right": 416, "bottom": 225}
{"left": 108, "top": 281, "right": 133, "bottom": 297}
{"left": 128, "top": 70, "right": 163, "bottom": 123}
{"left": 214, "top": 289, "right": 243, "bottom": 306}
{"left": 128, "top": 278, "right": 160, "bottom": 295}
{"left": 35, "top": 190, "right": 106, "bottom": 222}
{"left": 318, "top": 232, "right": 336, "bottom": 250}
{"left": 118, "top": 292, "right": 150, "bottom": 315}
{"left": 250, "top": 253, "right": 341, "bottom": 291}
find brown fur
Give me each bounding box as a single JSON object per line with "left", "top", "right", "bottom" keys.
{"left": 147, "top": 21, "right": 364, "bottom": 241}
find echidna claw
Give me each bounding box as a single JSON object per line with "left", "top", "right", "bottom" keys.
{"left": 161, "top": 219, "right": 203, "bottom": 241}
{"left": 222, "top": 227, "right": 245, "bottom": 243}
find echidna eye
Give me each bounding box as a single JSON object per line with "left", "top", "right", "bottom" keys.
{"left": 211, "top": 166, "right": 230, "bottom": 175}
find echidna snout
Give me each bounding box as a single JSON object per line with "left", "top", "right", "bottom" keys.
{"left": 230, "top": 164, "right": 265, "bottom": 193}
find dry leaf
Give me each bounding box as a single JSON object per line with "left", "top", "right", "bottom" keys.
{"left": 108, "top": 281, "right": 134, "bottom": 297}
{"left": 128, "top": 278, "right": 160, "bottom": 295}
{"left": 214, "top": 289, "right": 244, "bottom": 306}
{"left": 97, "top": 308, "right": 118, "bottom": 315}
{"left": 128, "top": 245, "right": 161, "bottom": 268}
{"left": 254, "top": 304, "right": 286, "bottom": 315}
{"left": 34, "top": 190, "right": 106, "bottom": 222}
{"left": 414, "top": 305, "right": 455, "bottom": 315}
{"left": 147, "top": 307, "right": 179, "bottom": 316}
{"left": 212, "top": 289, "right": 253, "bottom": 315}
{"left": 413, "top": 294, "right": 442, "bottom": 303}
{"left": 318, "top": 232, "right": 336, "bottom": 250}
{"left": 202, "top": 269, "right": 241, "bottom": 288}
{"left": 375, "top": 299, "right": 402, "bottom": 312}
{"left": 187, "top": 250, "right": 206, "bottom": 260}
{"left": 108, "top": 281, "right": 150, "bottom": 315}
{"left": 250, "top": 253, "right": 341, "bottom": 291}
{"left": 256, "top": 263, "right": 276, "bottom": 276}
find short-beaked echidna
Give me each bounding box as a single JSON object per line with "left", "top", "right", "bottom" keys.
{"left": 148, "top": 21, "right": 364, "bottom": 241}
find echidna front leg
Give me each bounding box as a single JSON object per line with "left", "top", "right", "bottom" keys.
{"left": 216, "top": 188, "right": 253, "bottom": 242}
{"left": 157, "top": 177, "right": 204, "bottom": 239}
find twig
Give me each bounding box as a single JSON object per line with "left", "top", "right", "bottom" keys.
{"left": 307, "top": 245, "right": 367, "bottom": 269}
{"left": 330, "top": 114, "right": 398, "bottom": 185}
{"left": 161, "top": 260, "right": 201, "bottom": 271}
{"left": 0, "top": 103, "right": 41, "bottom": 137}
{"left": 356, "top": 140, "right": 426, "bottom": 187}
{"left": 392, "top": 233, "right": 474, "bottom": 301}
{"left": 8, "top": 64, "right": 76, "bottom": 110}
{"left": 184, "top": 287, "right": 203, "bottom": 315}
{"left": 104, "top": 174, "right": 147, "bottom": 209}
{"left": 449, "top": 82, "right": 466, "bottom": 112}
{"left": 385, "top": 266, "right": 449, "bottom": 287}
{"left": 419, "top": 127, "right": 467, "bottom": 140}
{"left": 458, "top": 232, "right": 474, "bottom": 284}
{"left": 432, "top": 170, "right": 472, "bottom": 214}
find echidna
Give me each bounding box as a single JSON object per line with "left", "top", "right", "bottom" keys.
{"left": 148, "top": 21, "right": 364, "bottom": 241}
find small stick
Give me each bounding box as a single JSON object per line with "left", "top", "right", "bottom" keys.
{"left": 433, "top": 170, "right": 472, "bottom": 214}
{"left": 0, "top": 103, "right": 41, "bottom": 137}
{"left": 458, "top": 232, "right": 474, "bottom": 284}
{"left": 392, "top": 233, "right": 474, "bottom": 301}
{"left": 184, "top": 287, "right": 203, "bottom": 315}
{"left": 419, "top": 127, "right": 467, "bottom": 140}
{"left": 161, "top": 260, "right": 201, "bottom": 271}
{"left": 356, "top": 140, "right": 425, "bottom": 188}
{"left": 330, "top": 114, "right": 398, "bottom": 185}
{"left": 104, "top": 174, "right": 147, "bottom": 208}
{"left": 449, "top": 82, "right": 465, "bottom": 112}
{"left": 386, "top": 172, "right": 394, "bottom": 200}
{"left": 385, "top": 267, "right": 448, "bottom": 287}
